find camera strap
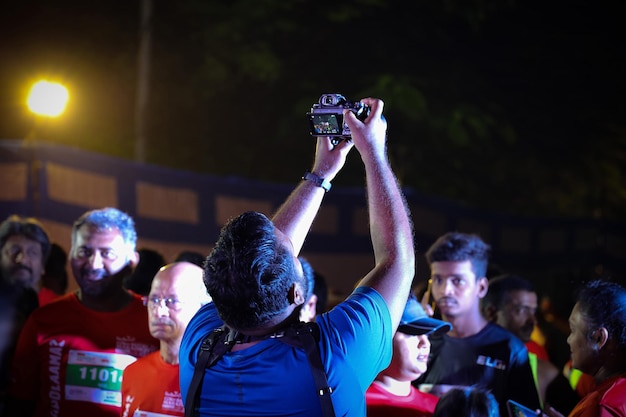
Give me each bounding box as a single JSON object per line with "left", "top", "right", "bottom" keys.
{"left": 184, "top": 321, "right": 335, "bottom": 417}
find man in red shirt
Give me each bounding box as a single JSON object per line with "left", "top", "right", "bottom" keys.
{"left": 121, "top": 261, "right": 211, "bottom": 417}
{"left": 5, "top": 207, "right": 160, "bottom": 417}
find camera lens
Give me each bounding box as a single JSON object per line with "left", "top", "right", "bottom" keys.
{"left": 323, "top": 95, "right": 335, "bottom": 105}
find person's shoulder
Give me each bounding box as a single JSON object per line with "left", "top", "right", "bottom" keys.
{"left": 127, "top": 292, "right": 147, "bottom": 308}
{"left": 182, "top": 302, "right": 221, "bottom": 345}
{"left": 526, "top": 339, "right": 549, "bottom": 360}
{"left": 600, "top": 373, "right": 626, "bottom": 405}
{"left": 339, "top": 286, "right": 387, "bottom": 311}
{"left": 114, "top": 292, "right": 151, "bottom": 317}
{"left": 124, "top": 350, "right": 161, "bottom": 380}
{"left": 535, "top": 357, "right": 559, "bottom": 381}
{"left": 484, "top": 322, "right": 526, "bottom": 346}
{"left": 124, "top": 351, "right": 159, "bottom": 374}
{"left": 320, "top": 286, "right": 391, "bottom": 332}
{"left": 191, "top": 301, "right": 219, "bottom": 325}
{"left": 30, "top": 292, "right": 78, "bottom": 318}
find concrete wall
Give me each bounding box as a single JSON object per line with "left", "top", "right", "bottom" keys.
{"left": 1, "top": 139, "right": 625, "bottom": 303}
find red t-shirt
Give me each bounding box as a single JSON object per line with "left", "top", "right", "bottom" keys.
{"left": 525, "top": 340, "right": 550, "bottom": 361}
{"left": 38, "top": 287, "right": 63, "bottom": 306}
{"left": 121, "top": 351, "right": 184, "bottom": 417}
{"left": 569, "top": 373, "right": 626, "bottom": 417}
{"left": 366, "top": 381, "right": 439, "bottom": 417}
{"left": 9, "top": 292, "right": 159, "bottom": 417}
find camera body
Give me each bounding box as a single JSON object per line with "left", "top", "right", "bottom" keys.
{"left": 307, "top": 94, "right": 370, "bottom": 143}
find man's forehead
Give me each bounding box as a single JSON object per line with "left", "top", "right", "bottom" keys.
{"left": 75, "top": 225, "right": 125, "bottom": 242}
{"left": 151, "top": 265, "right": 202, "bottom": 293}
{"left": 431, "top": 260, "right": 475, "bottom": 275}
{"left": 568, "top": 304, "right": 586, "bottom": 328}
{"left": 3, "top": 234, "right": 42, "bottom": 247}
{"left": 507, "top": 290, "right": 537, "bottom": 304}
{"left": 150, "top": 278, "right": 178, "bottom": 294}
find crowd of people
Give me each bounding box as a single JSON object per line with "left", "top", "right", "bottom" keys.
{"left": 0, "top": 97, "right": 625, "bottom": 417}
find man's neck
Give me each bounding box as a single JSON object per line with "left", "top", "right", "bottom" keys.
{"left": 75, "top": 288, "right": 133, "bottom": 312}
{"left": 234, "top": 305, "right": 301, "bottom": 337}
{"left": 230, "top": 307, "right": 301, "bottom": 352}
{"left": 160, "top": 341, "right": 180, "bottom": 365}
{"left": 442, "top": 311, "right": 488, "bottom": 338}
{"left": 372, "top": 376, "right": 412, "bottom": 396}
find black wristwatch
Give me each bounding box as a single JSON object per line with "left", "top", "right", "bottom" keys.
{"left": 302, "top": 171, "right": 332, "bottom": 192}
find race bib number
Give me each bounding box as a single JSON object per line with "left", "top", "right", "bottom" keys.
{"left": 65, "top": 350, "right": 137, "bottom": 406}
{"left": 134, "top": 411, "right": 176, "bottom": 417}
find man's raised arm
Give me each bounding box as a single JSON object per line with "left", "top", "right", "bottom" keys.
{"left": 272, "top": 136, "right": 353, "bottom": 255}
{"left": 346, "top": 98, "right": 415, "bottom": 331}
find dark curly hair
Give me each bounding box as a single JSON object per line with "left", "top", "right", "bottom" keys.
{"left": 0, "top": 215, "right": 51, "bottom": 267}
{"left": 576, "top": 279, "right": 626, "bottom": 351}
{"left": 483, "top": 273, "right": 535, "bottom": 312}
{"left": 425, "top": 232, "right": 491, "bottom": 280}
{"left": 204, "top": 211, "right": 299, "bottom": 330}
{"left": 433, "top": 387, "right": 499, "bottom": 417}
{"left": 72, "top": 207, "right": 137, "bottom": 251}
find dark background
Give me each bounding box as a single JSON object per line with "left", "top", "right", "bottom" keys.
{"left": 1, "top": 1, "right": 624, "bottom": 368}
{"left": 1, "top": 0, "right": 624, "bottom": 220}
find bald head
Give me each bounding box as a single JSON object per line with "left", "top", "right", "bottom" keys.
{"left": 146, "top": 261, "right": 211, "bottom": 343}
{"left": 154, "top": 262, "right": 211, "bottom": 304}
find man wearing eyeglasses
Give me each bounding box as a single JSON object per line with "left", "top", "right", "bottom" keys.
{"left": 5, "top": 207, "right": 160, "bottom": 417}
{"left": 121, "top": 262, "right": 211, "bottom": 417}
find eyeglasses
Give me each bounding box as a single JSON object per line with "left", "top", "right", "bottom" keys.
{"left": 143, "top": 296, "right": 183, "bottom": 311}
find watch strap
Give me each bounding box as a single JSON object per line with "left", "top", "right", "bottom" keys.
{"left": 302, "top": 171, "right": 332, "bottom": 192}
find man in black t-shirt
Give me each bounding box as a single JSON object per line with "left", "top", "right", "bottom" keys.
{"left": 415, "top": 232, "right": 540, "bottom": 416}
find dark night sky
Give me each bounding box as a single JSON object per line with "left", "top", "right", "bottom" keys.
{"left": 1, "top": 0, "right": 624, "bottom": 220}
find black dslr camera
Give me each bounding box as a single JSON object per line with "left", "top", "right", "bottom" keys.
{"left": 307, "top": 94, "right": 371, "bottom": 144}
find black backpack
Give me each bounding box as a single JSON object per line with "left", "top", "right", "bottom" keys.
{"left": 184, "top": 321, "right": 336, "bottom": 417}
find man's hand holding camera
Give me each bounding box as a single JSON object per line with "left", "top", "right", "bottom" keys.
{"left": 342, "top": 98, "right": 387, "bottom": 163}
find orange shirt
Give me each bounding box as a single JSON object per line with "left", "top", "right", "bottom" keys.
{"left": 121, "top": 351, "right": 184, "bottom": 417}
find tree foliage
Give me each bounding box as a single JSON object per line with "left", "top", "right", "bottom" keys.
{"left": 1, "top": 0, "right": 624, "bottom": 220}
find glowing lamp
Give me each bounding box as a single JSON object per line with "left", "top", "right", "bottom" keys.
{"left": 27, "top": 80, "right": 69, "bottom": 117}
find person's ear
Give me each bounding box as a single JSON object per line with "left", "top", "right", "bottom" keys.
{"left": 290, "top": 283, "right": 305, "bottom": 306}
{"left": 483, "top": 304, "right": 497, "bottom": 322}
{"left": 477, "top": 277, "right": 489, "bottom": 298}
{"left": 591, "top": 327, "right": 609, "bottom": 350}
{"left": 308, "top": 294, "right": 318, "bottom": 317}
{"left": 129, "top": 251, "right": 140, "bottom": 268}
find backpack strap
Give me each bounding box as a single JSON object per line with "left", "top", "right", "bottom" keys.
{"left": 279, "top": 322, "right": 336, "bottom": 417}
{"left": 184, "top": 325, "right": 234, "bottom": 417}
{"left": 184, "top": 322, "right": 335, "bottom": 417}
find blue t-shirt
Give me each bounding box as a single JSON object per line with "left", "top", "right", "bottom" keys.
{"left": 179, "top": 286, "right": 392, "bottom": 417}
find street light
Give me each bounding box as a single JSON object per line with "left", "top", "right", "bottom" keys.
{"left": 27, "top": 80, "right": 69, "bottom": 118}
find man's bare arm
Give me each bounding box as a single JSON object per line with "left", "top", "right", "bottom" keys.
{"left": 347, "top": 98, "right": 415, "bottom": 331}
{"left": 272, "top": 136, "right": 353, "bottom": 254}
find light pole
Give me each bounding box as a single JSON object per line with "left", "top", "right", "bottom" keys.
{"left": 25, "top": 79, "right": 69, "bottom": 216}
